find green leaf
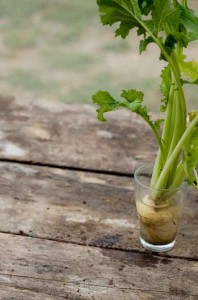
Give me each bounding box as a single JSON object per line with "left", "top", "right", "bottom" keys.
{"left": 164, "top": 34, "right": 177, "bottom": 54}
{"left": 115, "top": 22, "right": 137, "bottom": 38}
{"left": 178, "top": 4, "right": 198, "bottom": 42}
{"left": 120, "top": 89, "right": 163, "bottom": 131}
{"left": 129, "top": 0, "right": 142, "bottom": 19}
{"left": 184, "top": 114, "right": 198, "bottom": 187}
{"left": 121, "top": 89, "right": 144, "bottom": 103}
{"left": 97, "top": 0, "right": 145, "bottom": 39}
{"left": 179, "top": 55, "right": 198, "bottom": 83}
{"left": 152, "top": 0, "right": 177, "bottom": 35}
{"left": 139, "top": 36, "right": 153, "bottom": 53}
{"left": 153, "top": 118, "right": 164, "bottom": 130}
{"left": 119, "top": 89, "right": 144, "bottom": 113}
{"left": 166, "top": 32, "right": 189, "bottom": 48}
{"left": 138, "top": 0, "right": 154, "bottom": 16}
{"left": 92, "top": 89, "right": 144, "bottom": 122}
{"left": 98, "top": 0, "right": 131, "bottom": 25}
{"left": 160, "top": 65, "right": 172, "bottom": 111}
{"left": 92, "top": 89, "right": 163, "bottom": 133}
{"left": 92, "top": 91, "right": 120, "bottom": 121}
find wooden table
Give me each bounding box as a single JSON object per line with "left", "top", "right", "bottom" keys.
{"left": 0, "top": 95, "right": 197, "bottom": 299}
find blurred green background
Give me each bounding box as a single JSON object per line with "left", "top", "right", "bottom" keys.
{"left": 0, "top": 0, "right": 197, "bottom": 112}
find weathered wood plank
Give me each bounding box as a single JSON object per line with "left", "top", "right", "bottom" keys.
{"left": 0, "top": 233, "right": 197, "bottom": 299}
{"left": 0, "top": 162, "right": 197, "bottom": 259}
{"left": 0, "top": 286, "right": 65, "bottom": 300}
{"left": 0, "top": 279, "right": 195, "bottom": 300}
{"left": 0, "top": 95, "right": 157, "bottom": 174}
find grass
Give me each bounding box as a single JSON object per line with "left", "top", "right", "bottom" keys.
{"left": 0, "top": 0, "right": 48, "bottom": 18}
{"left": 43, "top": 0, "right": 96, "bottom": 26}
{"left": 103, "top": 39, "right": 131, "bottom": 53}
{"left": 47, "top": 27, "right": 82, "bottom": 44}
{"left": 9, "top": 70, "right": 60, "bottom": 96}
{"left": 44, "top": 51, "right": 97, "bottom": 72}
{"left": 1, "top": 0, "right": 97, "bottom": 49}
{"left": 0, "top": 0, "right": 196, "bottom": 111}
{"left": 4, "top": 29, "right": 38, "bottom": 50}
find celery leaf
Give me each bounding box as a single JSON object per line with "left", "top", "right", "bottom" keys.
{"left": 92, "top": 89, "right": 163, "bottom": 132}
{"left": 138, "top": 0, "right": 154, "bottom": 16}
{"left": 92, "top": 91, "right": 119, "bottom": 121}
{"left": 178, "top": 4, "right": 198, "bottom": 42}
{"left": 152, "top": 0, "right": 177, "bottom": 35}
{"left": 160, "top": 65, "right": 172, "bottom": 111}
{"left": 97, "top": 0, "right": 143, "bottom": 39}
{"left": 184, "top": 113, "right": 198, "bottom": 188}
{"left": 179, "top": 55, "right": 198, "bottom": 84}
{"left": 139, "top": 37, "right": 153, "bottom": 53}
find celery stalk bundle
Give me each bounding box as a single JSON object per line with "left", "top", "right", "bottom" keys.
{"left": 92, "top": 0, "right": 198, "bottom": 200}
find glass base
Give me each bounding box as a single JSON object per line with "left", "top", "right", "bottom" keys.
{"left": 140, "top": 237, "right": 176, "bottom": 253}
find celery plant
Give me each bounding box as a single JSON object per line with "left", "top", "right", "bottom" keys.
{"left": 92, "top": 0, "right": 198, "bottom": 200}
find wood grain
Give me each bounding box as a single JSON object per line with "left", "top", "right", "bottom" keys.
{"left": 0, "top": 95, "right": 157, "bottom": 174}
{"left": 0, "top": 286, "right": 64, "bottom": 300}
{"left": 0, "top": 95, "right": 197, "bottom": 299}
{"left": 0, "top": 161, "right": 197, "bottom": 259}
{"left": 0, "top": 233, "right": 197, "bottom": 299}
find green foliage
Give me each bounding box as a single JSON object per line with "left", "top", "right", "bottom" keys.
{"left": 92, "top": 0, "right": 198, "bottom": 194}
{"left": 178, "top": 3, "right": 198, "bottom": 41}
{"left": 179, "top": 55, "right": 198, "bottom": 83}
{"left": 93, "top": 89, "right": 149, "bottom": 120}
{"left": 44, "top": 52, "right": 96, "bottom": 72}
{"left": 96, "top": 0, "right": 198, "bottom": 55}
{"left": 151, "top": 0, "right": 176, "bottom": 35}
{"left": 160, "top": 65, "right": 172, "bottom": 111}
{"left": 9, "top": 70, "right": 59, "bottom": 95}
{"left": 92, "top": 89, "right": 164, "bottom": 151}
{"left": 4, "top": 30, "right": 37, "bottom": 50}
{"left": 184, "top": 112, "right": 198, "bottom": 189}
{"left": 97, "top": 0, "right": 141, "bottom": 39}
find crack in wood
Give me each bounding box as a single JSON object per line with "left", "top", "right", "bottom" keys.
{"left": 0, "top": 158, "right": 134, "bottom": 178}
{"left": 0, "top": 230, "right": 197, "bottom": 262}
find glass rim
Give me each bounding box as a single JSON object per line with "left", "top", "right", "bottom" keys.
{"left": 134, "top": 163, "right": 187, "bottom": 192}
